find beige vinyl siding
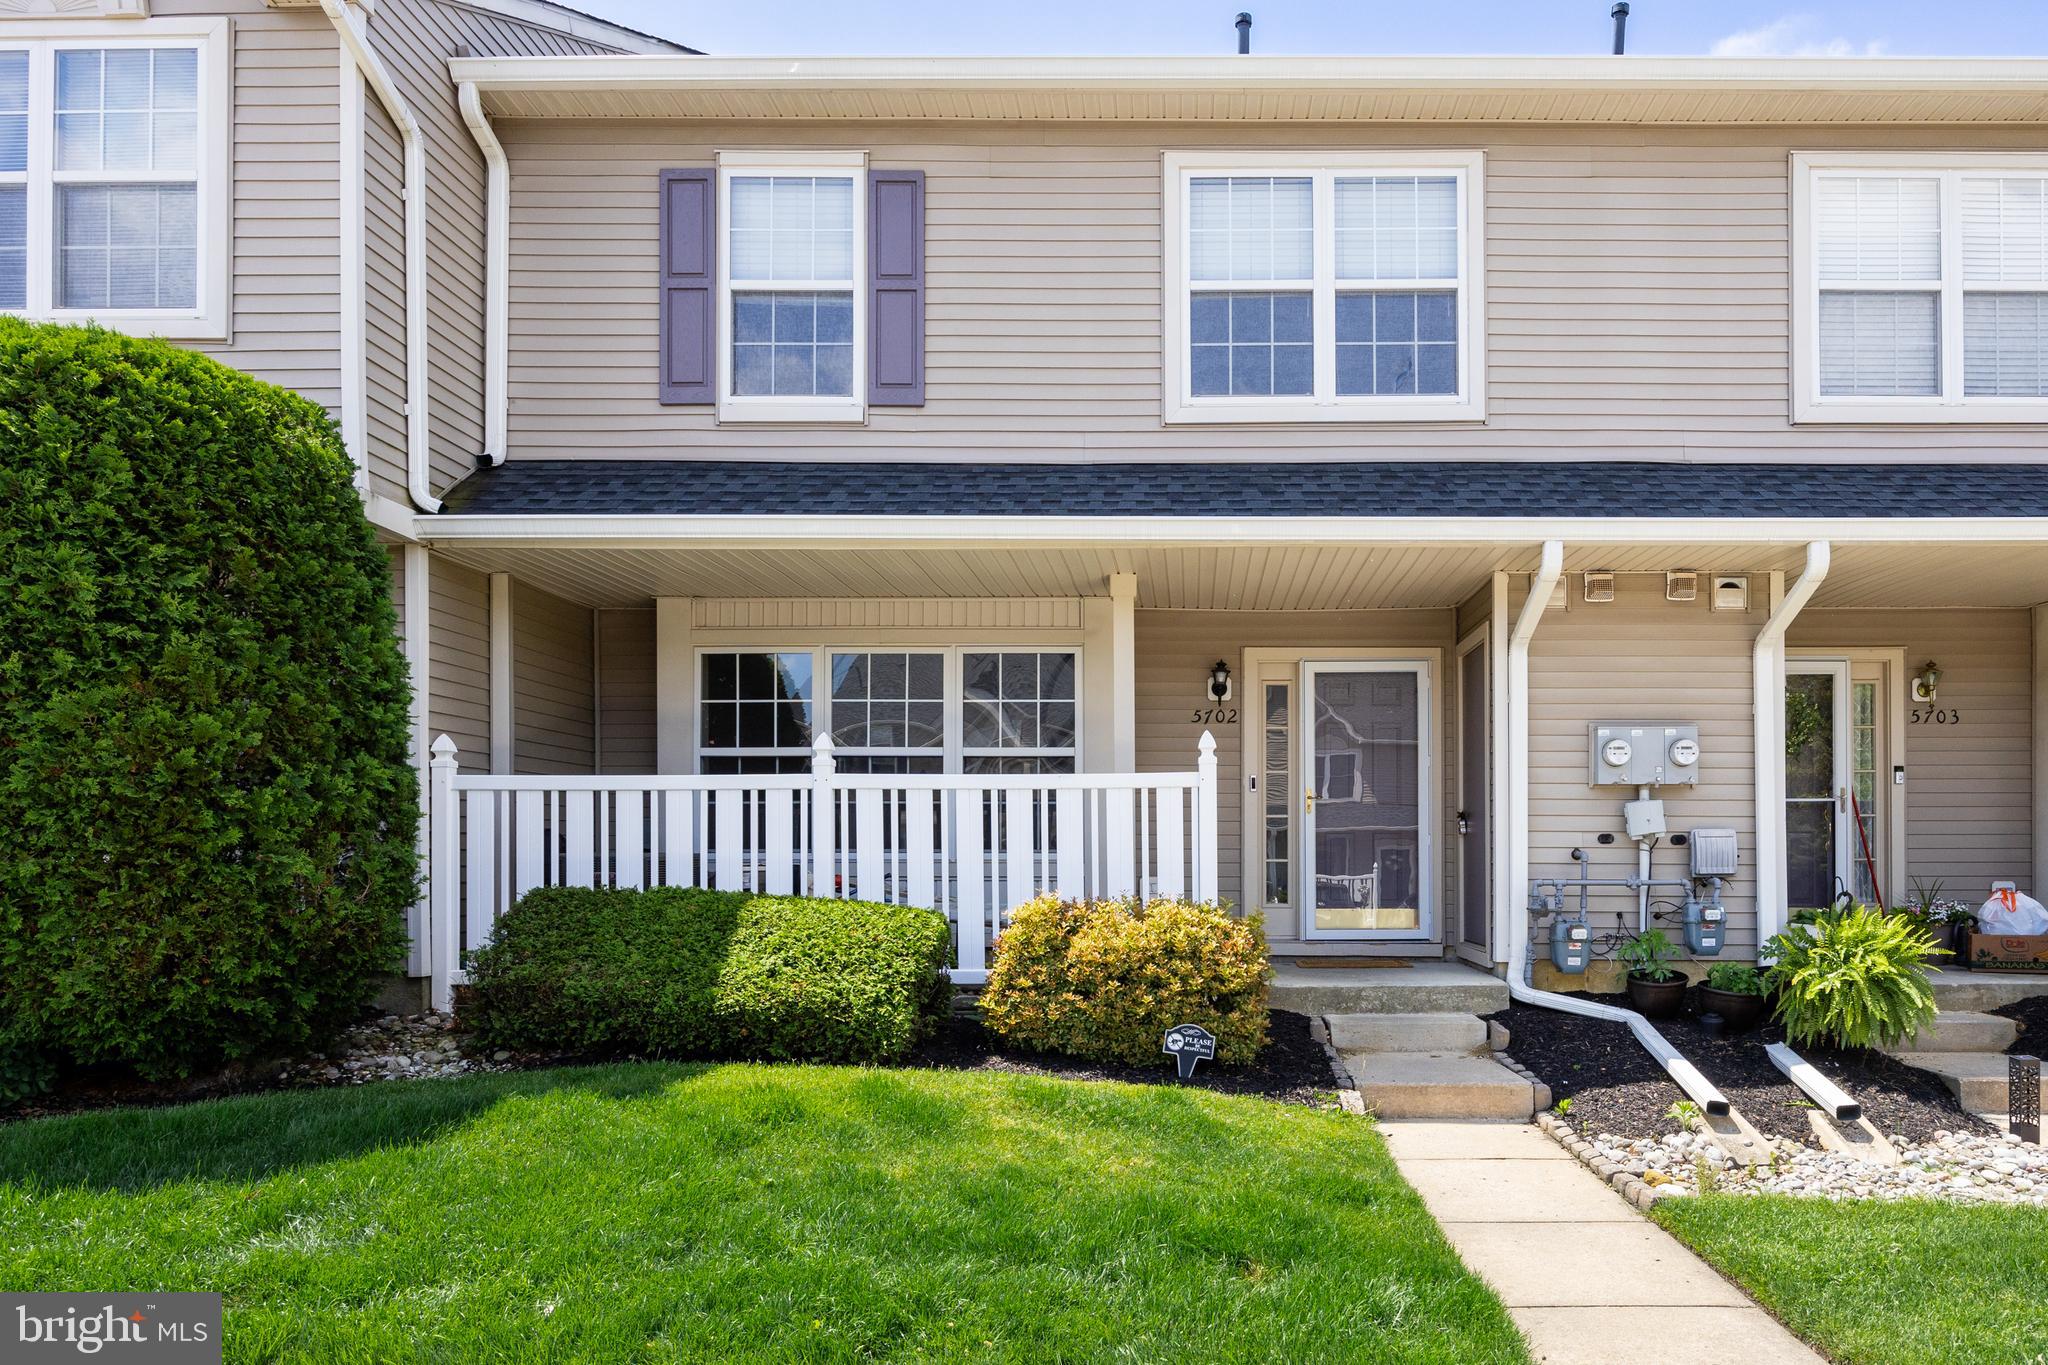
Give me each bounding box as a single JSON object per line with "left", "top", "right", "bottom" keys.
{"left": 512, "top": 580, "right": 596, "bottom": 774}
{"left": 597, "top": 607, "right": 656, "bottom": 773}
{"left": 429, "top": 557, "right": 492, "bottom": 774}
{"left": 386, "top": 544, "right": 406, "bottom": 634}
{"left": 1133, "top": 608, "right": 1459, "bottom": 949}
{"left": 1789, "top": 609, "right": 2033, "bottom": 899}
{"left": 502, "top": 120, "right": 2048, "bottom": 463}
{"left": 354, "top": 0, "right": 625, "bottom": 500}
{"left": 363, "top": 96, "right": 409, "bottom": 503}
{"left": 147, "top": 3, "right": 343, "bottom": 418}
{"left": 1526, "top": 576, "right": 1763, "bottom": 954}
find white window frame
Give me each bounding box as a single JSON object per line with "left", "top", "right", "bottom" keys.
{"left": 714, "top": 149, "right": 867, "bottom": 425}
{"left": 1793, "top": 150, "right": 2048, "bottom": 424}
{"left": 0, "top": 17, "right": 228, "bottom": 340}
{"left": 690, "top": 644, "right": 1084, "bottom": 774}
{"left": 1161, "top": 148, "right": 1486, "bottom": 425}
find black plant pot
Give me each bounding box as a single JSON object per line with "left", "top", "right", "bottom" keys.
{"left": 1697, "top": 985, "right": 1768, "bottom": 1032}
{"left": 1626, "top": 973, "right": 1687, "bottom": 1018}
{"left": 1948, "top": 921, "right": 1977, "bottom": 961}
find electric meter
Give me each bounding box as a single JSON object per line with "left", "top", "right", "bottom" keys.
{"left": 1601, "top": 738, "right": 1633, "bottom": 768}
{"left": 1668, "top": 737, "right": 1700, "bottom": 768}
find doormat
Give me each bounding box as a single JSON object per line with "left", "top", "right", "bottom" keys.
{"left": 1292, "top": 957, "right": 1411, "bottom": 969}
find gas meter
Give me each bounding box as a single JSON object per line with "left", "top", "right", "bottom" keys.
{"left": 1550, "top": 918, "right": 1591, "bottom": 973}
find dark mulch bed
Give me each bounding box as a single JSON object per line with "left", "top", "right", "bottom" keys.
{"left": 6, "top": 1009, "right": 1338, "bottom": 1125}
{"left": 905, "top": 1009, "right": 1341, "bottom": 1107}
{"left": 1993, "top": 993, "right": 2048, "bottom": 1058}
{"left": 1490, "top": 997, "right": 1992, "bottom": 1147}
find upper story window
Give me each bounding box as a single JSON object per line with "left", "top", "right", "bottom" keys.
{"left": 715, "top": 152, "right": 865, "bottom": 423}
{"left": 1162, "top": 150, "right": 1485, "bottom": 424}
{"left": 0, "top": 19, "right": 226, "bottom": 338}
{"left": 1795, "top": 152, "right": 2048, "bottom": 423}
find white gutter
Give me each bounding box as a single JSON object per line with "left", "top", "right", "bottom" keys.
{"left": 458, "top": 81, "right": 508, "bottom": 466}
{"left": 1503, "top": 539, "right": 1732, "bottom": 1117}
{"left": 416, "top": 513, "right": 2048, "bottom": 548}
{"left": 321, "top": 0, "right": 440, "bottom": 514}
{"left": 1753, "top": 541, "right": 1831, "bottom": 946}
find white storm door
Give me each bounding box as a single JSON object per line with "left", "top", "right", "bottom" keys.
{"left": 1785, "top": 660, "right": 1853, "bottom": 911}
{"left": 1300, "top": 660, "right": 1433, "bottom": 941}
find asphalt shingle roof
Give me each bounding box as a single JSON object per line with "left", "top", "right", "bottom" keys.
{"left": 434, "top": 460, "right": 2048, "bottom": 520}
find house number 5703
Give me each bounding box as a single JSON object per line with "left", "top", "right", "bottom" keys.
{"left": 1910, "top": 706, "right": 1960, "bottom": 725}
{"left": 1190, "top": 707, "right": 1238, "bottom": 725}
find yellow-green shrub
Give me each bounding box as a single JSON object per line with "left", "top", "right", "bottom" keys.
{"left": 980, "top": 896, "right": 1271, "bottom": 1065}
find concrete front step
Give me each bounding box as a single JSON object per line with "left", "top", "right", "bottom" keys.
{"left": 1270, "top": 961, "right": 1510, "bottom": 1016}
{"left": 1327, "top": 1012, "right": 1488, "bottom": 1054}
{"left": 1929, "top": 969, "right": 2048, "bottom": 1013}
{"left": 1347, "top": 1051, "right": 1538, "bottom": 1121}
{"left": 1883, "top": 1011, "right": 2019, "bottom": 1055}
{"left": 1889, "top": 1051, "right": 2018, "bottom": 1114}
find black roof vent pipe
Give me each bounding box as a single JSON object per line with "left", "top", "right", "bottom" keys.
{"left": 1236, "top": 12, "right": 1252, "bottom": 54}
{"left": 1610, "top": 2, "right": 1629, "bottom": 54}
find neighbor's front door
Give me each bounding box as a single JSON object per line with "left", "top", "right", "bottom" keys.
{"left": 1300, "top": 660, "right": 1433, "bottom": 941}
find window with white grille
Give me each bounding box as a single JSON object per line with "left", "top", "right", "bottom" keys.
{"left": 0, "top": 21, "right": 225, "bottom": 337}
{"left": 1164, "top": 150, "right": 1485, "bottom": 424}
{"left": 1795, "top": 154, "right": 2048, "bottom": 420}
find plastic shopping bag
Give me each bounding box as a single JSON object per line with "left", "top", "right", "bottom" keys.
{"left": 1979, "top": 887, "right": 2048, "bottom": 935}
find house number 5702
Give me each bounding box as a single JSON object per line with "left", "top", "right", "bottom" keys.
{"left": 1190, "top": 707, "right": 1238, "bottom": 725}
{"left": 1910, "top": 705, "right": 1960, "bottom": 725}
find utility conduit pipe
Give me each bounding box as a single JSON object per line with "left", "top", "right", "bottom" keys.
{"left": 1505, "top": 540, "right": 1732, "bottom": 1117}
{"left": 321, "top": 0, "right": 441, "bottom": 513}
{"left": 1753, "top": 542, "right": 1831, "bottom": 946}
{"left": 458, "top": 81, "right": 507, "bottom": 466}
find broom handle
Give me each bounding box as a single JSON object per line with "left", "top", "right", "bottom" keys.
{"left": 1849, "top": 787, "right": 1885, "bottom": 911}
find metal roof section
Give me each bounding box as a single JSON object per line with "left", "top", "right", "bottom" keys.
{"left": 448, "top": 54, "right": 2048, "bottom": 123}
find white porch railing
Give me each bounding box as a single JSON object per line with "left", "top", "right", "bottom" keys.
{"left": 426, "top": 731, "right": 1220, "bottom": 1010}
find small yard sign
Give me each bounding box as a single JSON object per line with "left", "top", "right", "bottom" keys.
{"left": 1162, "top": 1024, "right": 1217, "bottom": 1080}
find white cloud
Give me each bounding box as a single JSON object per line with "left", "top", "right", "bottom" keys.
{"left": 1710, "top": 14, "right": 1888, "bottom": 57}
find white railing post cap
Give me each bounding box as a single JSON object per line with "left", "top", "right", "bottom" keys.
{"left": 1197, "top": 730, "right": 1217, "bottom": 759}
{"left": 431, "top": 734, "right": 458, "bottom": 763}
{"left": 811, "top": 731, "right": 836, "bottom": 775}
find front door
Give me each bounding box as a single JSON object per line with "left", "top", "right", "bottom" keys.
{"left": 1785, "top": 660, "right": 1852, "bottom": 911}
{"left": 1300, "top": 661, "right": 1433, "bottom": 940}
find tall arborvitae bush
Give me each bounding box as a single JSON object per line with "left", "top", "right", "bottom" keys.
{"left": 0, "top": 320, "right": 416, "bottom": 1096}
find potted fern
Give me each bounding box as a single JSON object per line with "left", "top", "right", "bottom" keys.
{"left": 1620, "top": 929, "right": 1686, "bottom": 1018}
{"left": 1697, "top": 962, "right": 1768, "bottom": 1031}
{"left": 1761, "top": 907, "right": 1941, "bottom": 1050}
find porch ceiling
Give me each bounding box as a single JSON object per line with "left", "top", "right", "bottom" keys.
{"left": 421, "top": 539, "right": 2048, "bottom": 612}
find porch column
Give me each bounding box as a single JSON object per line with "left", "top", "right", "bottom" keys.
{"left": 2033, "top": 604, "right": 2048, "bottom": 899}
{"left": 1081, "top": 573, "right": 1137, "bottom": 772}
{"left": 655, "top": 596, "right": 693, "bottom": 773}
{"left": 488, "top": 572, "right": 513, "bottom": 773}
{"left": 402, "top": 543, "right": 430, "bottom": 978}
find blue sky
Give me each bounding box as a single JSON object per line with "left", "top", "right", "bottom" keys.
{"left": 573, "top": 2, "right": 2048, "bottom": 56}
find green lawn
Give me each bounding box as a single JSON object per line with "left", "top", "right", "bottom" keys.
{"left": 0, "top": 1064, "right": 1528, "bottom": 1364}
{"left": 1653, "top": 1195, "right": 2048, "bottom": 1365}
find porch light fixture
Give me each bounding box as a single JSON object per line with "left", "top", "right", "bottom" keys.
{"left": 1912, "top": 660, "right": 1942, "bottom": 703}
{"left": 1208, "top": 660, "right": 1233, "bottom": 703}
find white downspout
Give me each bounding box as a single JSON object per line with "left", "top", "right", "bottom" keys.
{"left": 1503, "top": 539, "right": 1732, "bottom": 1116}
{"left": 321, "top": 0, "right": 440, "bottom": 513}
{"left": 1753, "top": 541, "right": 1831, "bottom": 947}
{"left": 457, "top": 81, "right": 507, "bottom": 466}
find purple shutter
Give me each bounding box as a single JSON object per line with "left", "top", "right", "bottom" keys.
{"left": 658, "top": 168, "right": 715, "bottom": 404}
{"left": 868, "top": 168, "right": 925, "bottom": 406}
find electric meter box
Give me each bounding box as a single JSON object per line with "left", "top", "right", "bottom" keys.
{"left": 1589, "top": 722, "right": 1702, "bottom": 787}
{"left": 1550, "top": 918, "right": 1591, "bottom": 973}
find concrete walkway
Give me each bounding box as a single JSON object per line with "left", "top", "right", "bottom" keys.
{"left": 1379, "top": 1121, "right": 1822, "bottom": 1365}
